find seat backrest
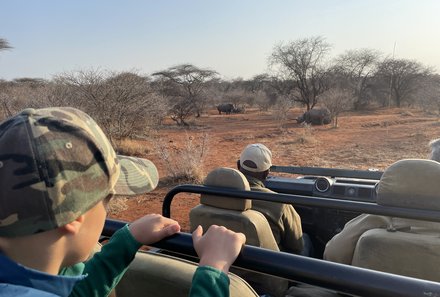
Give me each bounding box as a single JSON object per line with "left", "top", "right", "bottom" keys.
{"left": 190, "top": 167, "right": 279, "bottom": 250}
{"left": 352, "top": 159, "right": 440, "bottom": 281}
{"left": 189, "top": 167, "right": 288, "bottom": 297}
{"left": 115, "top": 251, "right": 259, "bottom": 297}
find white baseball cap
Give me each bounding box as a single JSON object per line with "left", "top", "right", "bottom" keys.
{"left": 240, "top": 143, "right": 272, "bottom": 172}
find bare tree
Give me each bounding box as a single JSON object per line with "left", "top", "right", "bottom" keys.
{"left": 333, "top": 48, "right": 381, "bottom": 110}
{"left": 53, "top": 69, "right": 165, "bottom": 143}
{"left": 243, "top": 74, "right": 297, "bottom": 111}
{"left": 220, "top": 78, "right": 247, "bottom": 108}
{"left": 52, "top": 69, "right": 109, "bottom": 110}
{"left": 269, "top": 36, "right": 332, "bottom": 110}
{"left": 321, "top": 88, "right": 353, "bottom": 128}
{"left": 375, "top": 58, "right": 432, "bottom": 107}
{"left": 0, "top": 80, "right": 14, "bottom": 120}
{"left": 413, "top": 74, "right": 440, "bottom": 114}
{"left": 0, "top": 38, "right": 13, "bottom": 118}
{"left": 267, "top": 76, "right": 297, "bottom": 102}
{"left": 152, "top": 64, "right": 218, "bottom": 125}
{"left": 0, "top": 78, "right": 50, "bottom": 121}
{"left": 244, "top": 74, "right": 274, "bottom": 100}
{"left": 272, "top": 96, "right": 293, "bottom": 130}
{"left": 105, "top": 72, "right": 167, "bottom": 137}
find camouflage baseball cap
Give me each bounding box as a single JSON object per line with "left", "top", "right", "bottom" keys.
{"left": 0, "top": 107, "right": 159, "bottom": 237}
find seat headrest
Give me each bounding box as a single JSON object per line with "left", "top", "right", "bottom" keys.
{"left": 377, "top": 159, "right": 440, "bottom": 210}
{"left": 201, "top": 167, "right": 252, "bottom": 211}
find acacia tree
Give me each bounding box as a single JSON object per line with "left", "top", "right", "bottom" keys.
{"left": 152, "top": 64, "right": 218, "bottom": 125}
{"left": 269, "top": 36, "right": 332, "bottom": 110}
{"left": 333, "top": 48, "right": 381, "bottom": 110}
{"left": 376, "top": 58, "right": 432, "bottom": 107}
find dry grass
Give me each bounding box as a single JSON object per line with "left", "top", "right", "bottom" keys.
{"left": 295, "top": 124, "right": 318, "bottom": 144}
{"left": 107, "top": 197, "right": 129, "bottom": 215}
{"left": 115, "top": 138, "right": 151, "bottom": 157}
{"left": 400, "top": 110, "right": 415, "bottom": 117}
{"left": 156, "top": 132, "right": 209, "bottom": 184}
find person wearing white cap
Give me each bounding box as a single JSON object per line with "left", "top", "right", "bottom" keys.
{"left": 237, "top": 143, "right": 304, "bottom": 255}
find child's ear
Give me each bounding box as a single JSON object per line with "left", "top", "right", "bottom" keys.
{"left": 62, "top": 215, "right": 85, "bottom": 235}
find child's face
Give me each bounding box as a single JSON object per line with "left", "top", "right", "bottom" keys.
{"left": 70, "top": 197, "right": 109, "bottom": 264}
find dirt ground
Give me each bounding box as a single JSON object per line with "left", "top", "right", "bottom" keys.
{"left": 109, "top": 107, "right": 440, "bottom": 231}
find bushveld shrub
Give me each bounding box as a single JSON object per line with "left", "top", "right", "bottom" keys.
{"left": 321, "top": 88, "right": 353, "bottom": 128}
{"left": 156, "top": 133, "right": 209, "bottom": 184}
{"left": 272, "top": 97, "right": 293, "bottom": 130}
{"left": 0, "top": 79, "right": 51, "bottom": 121}
{"left": 400, "top": 110, "right": 415, "bottom": 117}
{"left": 296, "top": 123, "right": 317, "bottom": 144}
{"left": 107, "top": 197, "right": 129, "bottom": 215}
{"left": 52, "top": 69, "right": 168, "bottom": 144}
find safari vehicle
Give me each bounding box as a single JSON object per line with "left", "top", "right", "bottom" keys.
{"left": 102, "top": 159, "right": 440, "bottom": 297}
{"left": 264, "top": 165, "right": 382, "bottom": 257}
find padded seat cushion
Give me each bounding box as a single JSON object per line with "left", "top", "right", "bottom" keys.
{"left": 116, "top": 251, "right": 259, "bottom": 297}
{"left": 190, "top": 204, "right": 279, "bottom": 250}
{"left": 325, "top": 159, "right": 440, "bottom": 282}
{"left": 377, "top": 159, "right": 440, "bottom": 210}
{"left": 352, "top": 228, "right": 440, "bottom": 282}
{"left": 201, "top": 167, "right": 251, "bottom": 211}
{"left": 190, "top": 167, "right": 288, "bottom": 297}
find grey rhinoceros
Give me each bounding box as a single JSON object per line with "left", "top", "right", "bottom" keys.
{"left": 297, "top": 107, "right": 332, "bottom": 125}
{"left": 217, "top": 103, "right": 234, "bottom": 115}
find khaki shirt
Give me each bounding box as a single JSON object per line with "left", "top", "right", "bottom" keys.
{"left": 245, "top": 175, "right": 304, "bottom": 254}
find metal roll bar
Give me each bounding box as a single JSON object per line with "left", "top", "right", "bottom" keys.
{"left": 162, "top": 184, "right": 440, "bottom": 223}
{"left": 270, "top": 165, "right": 383, "bottom": 180}
{"left": 104, "top": 219, "right": 440, "bottom": 297}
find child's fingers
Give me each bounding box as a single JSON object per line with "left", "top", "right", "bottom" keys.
{"left": 160, "top": 223, "right": 181, "bottom": 238}
{"left": 236, "top": 232, "right": 246, "bottom": 245}
{"left": 128, "top": 214, "right": 181, "bottom": 244}
{"left": 192, "top": 225, "right": 203, "bottom": 244}
{"left": 168, "top": 223, "right": 181, "bottom": 234}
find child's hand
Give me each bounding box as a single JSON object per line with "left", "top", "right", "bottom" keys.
{"left": 129, "top": 214, "right": 181, "bottom": 245}
{"left": 192, "top": 225, "right": 246, "bottom": 274}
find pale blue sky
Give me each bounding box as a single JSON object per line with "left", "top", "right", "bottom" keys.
{"left": 1, "top": 0, "right": 439, "bottom": 80}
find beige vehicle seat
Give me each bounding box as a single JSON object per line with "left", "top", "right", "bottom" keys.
{"left": 90, "top": 239, "right": 258, "bottom": 297}
{"left": 115, "top": 251, "right": 258, "bottom": 297}
{"left": 326, "top": 159, "right": 440, "bottom": 281}
{"left": 189, "top": 167, "right": 288, "bottom": 297}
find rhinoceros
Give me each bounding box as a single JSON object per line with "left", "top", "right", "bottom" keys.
{"left": 217, "top": 103, "right": 234, "bottom": 115}
{"left": 297, "top": 108, "right": 332, "bottom": 125}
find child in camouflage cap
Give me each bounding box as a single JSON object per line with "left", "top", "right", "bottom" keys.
{"left": 0, "top": 107, "right": 246, "bottom": 297}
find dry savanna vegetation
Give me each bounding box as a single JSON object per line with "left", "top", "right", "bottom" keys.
{"left": 106, "top": 106, "right": 440, "bottom": 231}
{"left": 2, "top": 36, "right": 440, "bottom": 231}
